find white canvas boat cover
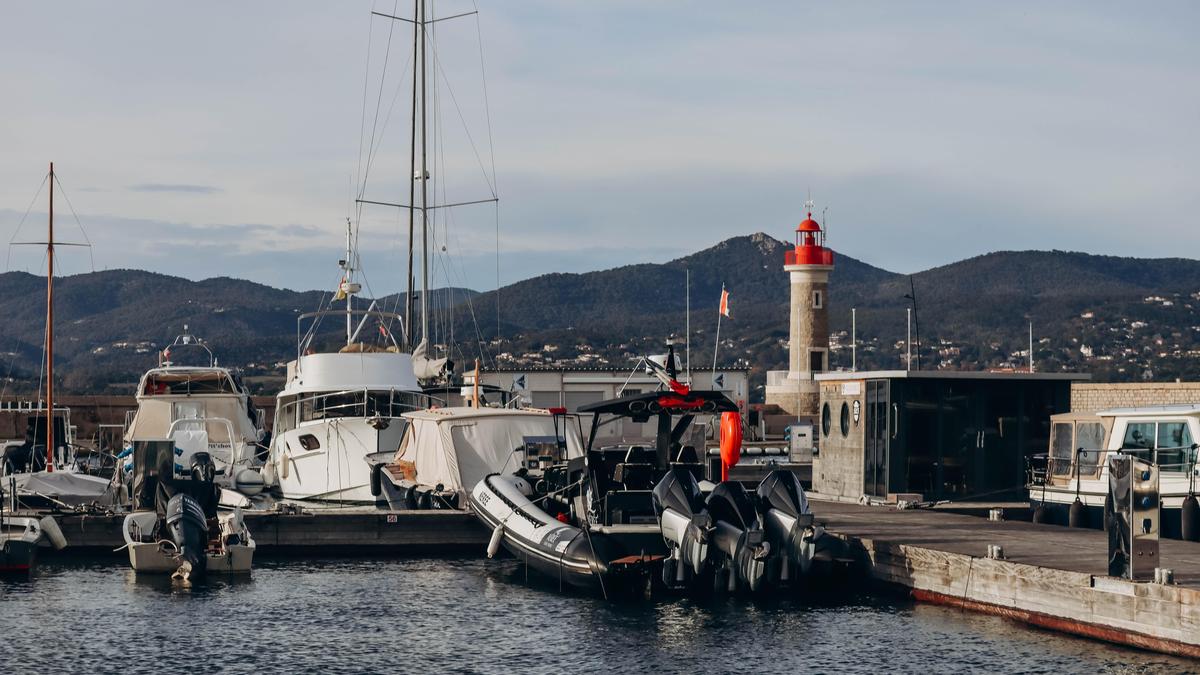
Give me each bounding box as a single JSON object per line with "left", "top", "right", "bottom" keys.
{"left": 395, "top": 408, "right": 584, "bottom": 498}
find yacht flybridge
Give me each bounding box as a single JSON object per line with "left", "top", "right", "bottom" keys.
{"left": 124, "top": 330, "right": 268, "bottom": 498}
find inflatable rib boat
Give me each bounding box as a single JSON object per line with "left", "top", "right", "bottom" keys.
{"left": 470, "top": 342, "right": 845, "bottom": 596}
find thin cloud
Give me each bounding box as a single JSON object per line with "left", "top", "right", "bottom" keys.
{"left": 128, "top": 184, "right": 222, "bottom": 194}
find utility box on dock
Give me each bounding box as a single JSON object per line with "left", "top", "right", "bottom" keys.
{"left": 788, "top": 423, "right": 814, "bottom": 462}
{"left": 1107, "top": 455, "right": 1160, "bottom": 581}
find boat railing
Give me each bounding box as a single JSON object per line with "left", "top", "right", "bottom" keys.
{"left": 295, "top": 308, "right": 407, "bottom": 362}
{"left": 278, "top": 387, "right": 440, "bottom": 431}
{"left": 1028, "top": 443, "right": 1200, "bottom": 488}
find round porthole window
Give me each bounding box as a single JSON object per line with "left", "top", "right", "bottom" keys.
{"left": 821, "top": 403, "right": 831, "bottom": 437}
{"left": 840, "top": 402, "right": 850, "bottom": 437}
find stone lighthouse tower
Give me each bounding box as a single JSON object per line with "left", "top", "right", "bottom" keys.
{"left": 765, "top": 203, "right": 834, "bottom": 419}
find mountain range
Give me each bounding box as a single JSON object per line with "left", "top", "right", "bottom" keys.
{"left": 3, "top": 235, "right": 1199, "bottom": 396}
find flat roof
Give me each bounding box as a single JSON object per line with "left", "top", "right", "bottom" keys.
{"left": 815, "top": 370, "right": 1089, "bottom": 382}
{"left": 1097, "top": 404, "right": 1200, "bottom": 417}
{"left": 482, "top": 365, "right": 750, "bottom": 373}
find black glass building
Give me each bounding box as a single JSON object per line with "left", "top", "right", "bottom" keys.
{"left": 814, "top": 371, "right": 1087, "bottom": 502}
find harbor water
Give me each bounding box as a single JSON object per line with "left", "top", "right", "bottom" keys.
{"left": 1, "top": 556, "right": 1194, "bottom": 674}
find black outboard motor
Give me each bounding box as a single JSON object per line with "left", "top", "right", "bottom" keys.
{"left": 756, "top": 469, "right": 834, "bottom": 586}
{"left": 166, "top": 492, "right": 209, "bottom": 581}
{"left": 160, "top": 452, "right": 218, "bottom": 583}
{"left": 652, "top": 467, "right": 712, "bottom": 588}
{"left": 706, "top": 482, "right": 769, "bottom": 592}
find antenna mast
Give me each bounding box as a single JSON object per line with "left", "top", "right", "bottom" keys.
{"left": 344, "top": 218, "right": 354, "bottom": 344}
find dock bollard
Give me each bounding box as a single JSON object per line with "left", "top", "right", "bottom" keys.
{"left": 988, "top": 508, "right": 1004, "bottom": 522}
{"left": 1154, "top": 568, "right": 1174, "bottom": 585}
{"left": 986, "top": 544, "right": 1004, "bottom": 560}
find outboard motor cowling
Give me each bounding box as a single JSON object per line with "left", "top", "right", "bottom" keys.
{"left": 706, "top": 481, "right": 769, "bottom": 592}
{"left": 755, "top": 469, "right": 843, "bottom": 584}
{"left": 166, "top": 493, "right": 209, "bottom": 582}
{"left": 653, "top": 468, "right": 712, "bottom": 586}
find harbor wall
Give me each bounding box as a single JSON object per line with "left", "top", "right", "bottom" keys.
{"left": 1071, "top": 382, "right": 1200, "bottom": 413}
{"left": 844, "top": 535, "right": 1200, "bottom": 658}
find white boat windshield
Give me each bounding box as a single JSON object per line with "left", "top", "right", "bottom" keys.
{"left": 1119, "top": 420, "right": 1197, "bottom": 473}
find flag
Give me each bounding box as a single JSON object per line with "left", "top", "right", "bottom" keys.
{"left": 719, "top": 287, "right": 730, "bottom": 318}
{"left": 379, "top": 324, "right": 389, "bottom": 337}
{"left": 162, "top": 346, "right": 171, "bottom": 360}
{"left": 333, "top": 276, "right": 347, "bottom": 302}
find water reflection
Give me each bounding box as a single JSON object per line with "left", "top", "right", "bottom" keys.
{"left": 0, "top": 557, "right": 1192, "bottom": 674}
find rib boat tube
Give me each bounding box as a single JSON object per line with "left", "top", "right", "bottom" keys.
{"left": 755, "top": 469, "right": 841, "bottom": 585}
{"left": 652, "top": 467, "right": 712, "bottom": 589}
{"left": 470, "top": 473, "right": 635, "bottom": 591}
{"left": 706, "top": 481, "right": 770, "bottom": 592}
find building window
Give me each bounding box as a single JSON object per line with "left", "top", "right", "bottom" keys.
{"left": 840, "top": 402, "right": 850, "bottom": 437}
{"left": 809, "top": 350, "right": 825, "bottom": 373}
{"left": 821, "top": 403, "right": 831, "bottom": 438}
{"left": 812, "top": 290, "right": 823, "bottom": 309}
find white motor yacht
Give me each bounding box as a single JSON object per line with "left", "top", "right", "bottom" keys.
{"left": 123, "top": 331, "right": 268, "bottom": 497}
{"left": 263, "top": 224, "right": 429, "bottom": 503}
{"left": 266, "top": 344, "right": 426, "bottom": 502}
{"left": 1029, "top": 404, "right": 1200, "bottom": 538}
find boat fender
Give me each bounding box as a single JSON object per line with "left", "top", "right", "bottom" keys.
{"left": 234, "top": 469, "right": 265, "bottom": 496}
{"left": 281, "top": 454, "right": 290, "bottom": 480}
{"left": 370, "top": 463, "right": 383, "bottom": 497}
{"left": 487, "top": 522, "right": 505, "bottom": 559}
{"left": 1182, "top": 495, "right": 1200, "bottom": 542}
{"left": 1031, "top": 504, "right": 1046, "bottom": 524}
{"left": 38, "top": 516, "right": 68, "bottom": 550}
{"left": 1068, "top": 498, "right": 1085, "bottom": 528}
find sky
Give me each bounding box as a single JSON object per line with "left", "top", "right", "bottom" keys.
{"left": 1, "top": 1, "right": 1197, "bottom": 294}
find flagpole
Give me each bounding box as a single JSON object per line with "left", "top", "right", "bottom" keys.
{"left": 685, "top": 268, "right": 691, "bottom": 384}
{"left": 711, "top": 284, "right": 723, "bottom": 380}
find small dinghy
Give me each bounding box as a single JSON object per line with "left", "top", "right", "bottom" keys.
{"left": 121, "top": 440, "right": 254, "bottom": 582}
{"left": 0, "top": 513, "right": 68, "bottom": 575}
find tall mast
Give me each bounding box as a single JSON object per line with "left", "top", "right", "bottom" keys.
{"left": 45, "top": 162, "right": 55, "bottom": 473}
{"left": 405, "top": 0, "right": 419, "bottom": 347}
{"left": 419, "top": 0, "right": 430, "bottom": 346}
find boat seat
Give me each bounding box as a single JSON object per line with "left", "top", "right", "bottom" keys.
{"left": 612, "top": 462, "right": 656, "bottom": 490}
{"left": 604, "top": 490, "right": 656, "bottom": 525}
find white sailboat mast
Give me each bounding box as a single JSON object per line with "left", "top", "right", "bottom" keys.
{"left": 419, "top": 0, "right": 430, "bottom": 347}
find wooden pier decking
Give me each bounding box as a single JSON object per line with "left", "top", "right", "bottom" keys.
{"left": 811, "top": 498, "right": 1200, "bottom": 658}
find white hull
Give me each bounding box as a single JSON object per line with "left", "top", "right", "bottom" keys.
{"left": 122, "top": 510, "right": 255, "bottom": 574}
{"left": 126, "top": 542, "right": 254, "bottom": 574}
{"left": 1033, "top": 474, "right": 1198, "bottom": 509}
{"left": 273, "top": 418, "right": 406, "bottom": 502}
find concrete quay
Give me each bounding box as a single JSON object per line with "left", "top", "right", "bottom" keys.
{"left": 812, "top": 499, "right": 1200, "bottom": 658}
